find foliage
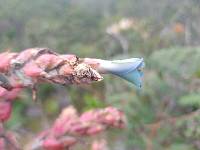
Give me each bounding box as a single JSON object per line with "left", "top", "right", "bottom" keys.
{"left": 179, "top": 94, "right": 200, "bottom": 107}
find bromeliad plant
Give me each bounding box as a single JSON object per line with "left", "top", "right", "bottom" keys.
{"left": 0, "top": 48, "right": 144, "bottom": 150}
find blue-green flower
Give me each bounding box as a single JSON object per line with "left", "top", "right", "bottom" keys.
{"left": 99, "top": 58, "right": 144, "bottom": 88}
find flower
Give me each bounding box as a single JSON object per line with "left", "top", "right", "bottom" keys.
{"left": 94, "top": 58, "right": 144, "bottom": 88}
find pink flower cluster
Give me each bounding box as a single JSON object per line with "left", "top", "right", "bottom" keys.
{"left": 31, "top": 106, "right": 125, "bottom": 150}
{"left": 0, "top": 87, "right": 21, "bottom": 122}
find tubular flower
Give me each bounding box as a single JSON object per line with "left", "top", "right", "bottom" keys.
{"left": 83, "top": 58, "right": 145, "bottom": 88}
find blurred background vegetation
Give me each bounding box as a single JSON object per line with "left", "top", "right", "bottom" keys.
{"left": 0, "top": 0, "right": 200, "bottom": 149}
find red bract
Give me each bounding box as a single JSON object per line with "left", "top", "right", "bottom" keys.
{"left": 0, "top": 87, "right": 21, "bottom": 101}
{"left": 86, "top": 124, "right": 105, "bottom": 135}
{"left": 80, "top": 110, "right": 96, "bottom": 122}
{"left": 35, "top": 54, "right": 63, "bottom": 70}
{"left": 43, "top": 138, "right": 64, "bottom": 150}
{"left": 0, "top": 87, "right": 7, "bottom": 98}
{"left": 14, "top": 48, "right": 39, "bottom": 62}
{"left": 98, "top": 107, "right": 125, "bottom": 128}
{"left": 52, "top": 106, "right": 78, "bottom": 136}
{"left": 43, "top": 136, "right": 77, "bottom": 150}
{"left": 23, "top": 60, "right": 44, "bottom": 77}
{"left": 58, "top": 64, "right": 74, "bottom": 76}
{"left": 0, "top": 100, "right": 12, "bottom": 122}
{"left": 80, "top": 107, "right": 125, "bottom": 128}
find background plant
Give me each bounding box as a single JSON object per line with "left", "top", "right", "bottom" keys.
{"left": 0, "top": 0, "right": 200, "bottom": 150}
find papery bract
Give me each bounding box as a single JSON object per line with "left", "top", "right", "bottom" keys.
{"left": 43, "top": 138, "right": 64, "bottom": 150}
{"left": 0, "top": 88, "right": 21, "bottom": 101}
{"left": 36, "top": 54, "right": 62, "bottom": 70}
{"left": 0, "top": 100, "right": 12, "bottom": 122}
{"left": 23, "top": 61, "right": 44, "bottom": 77}
{"left": 86, "top": 124, "right": 105, "bottom": 135}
